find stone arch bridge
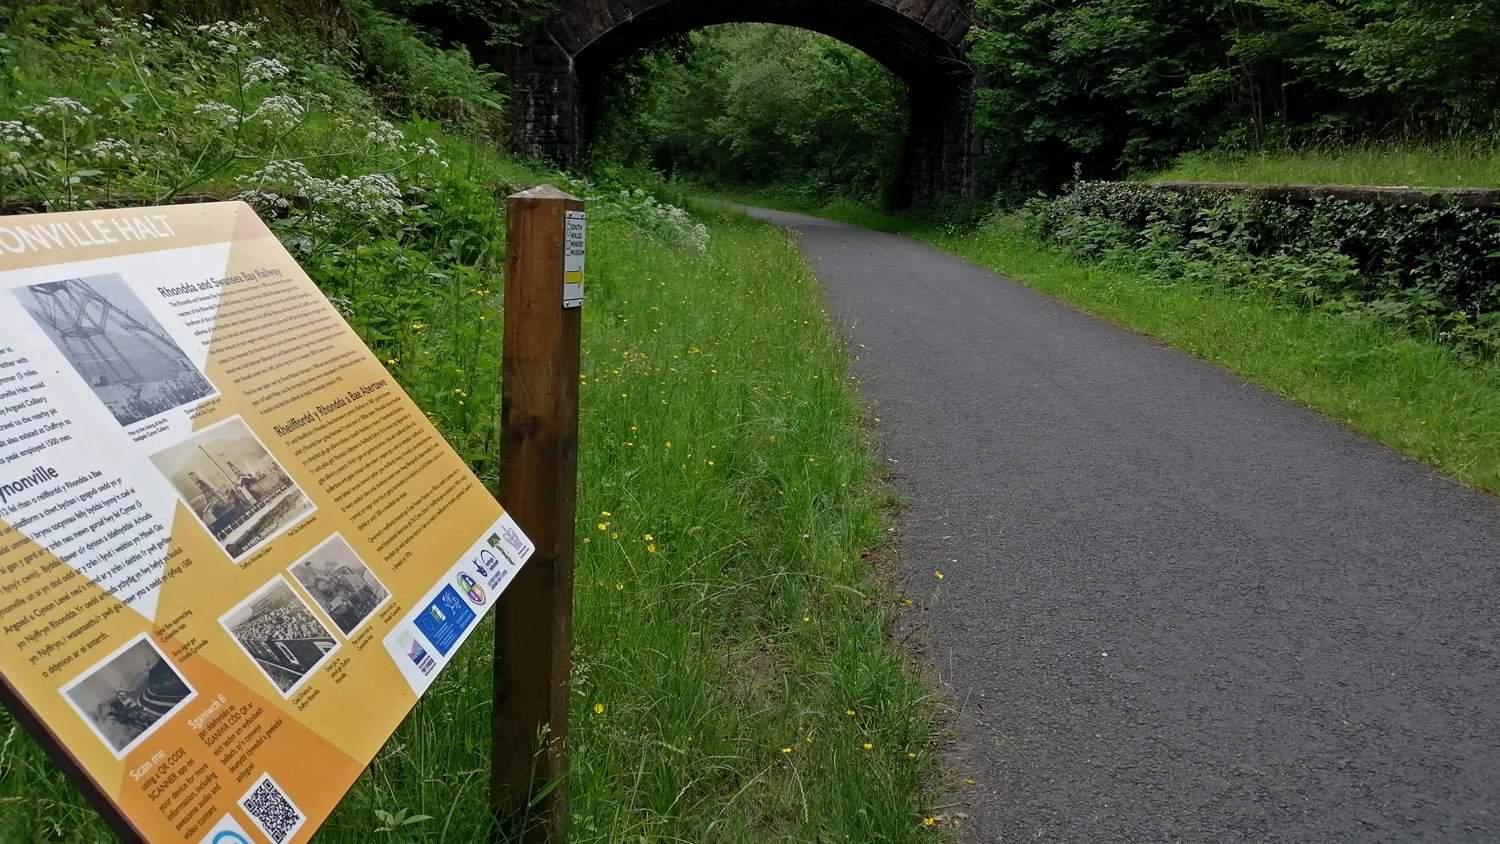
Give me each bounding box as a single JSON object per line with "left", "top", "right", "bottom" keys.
{"left": 500, "top": 0, "right": 978, "bottom": 205}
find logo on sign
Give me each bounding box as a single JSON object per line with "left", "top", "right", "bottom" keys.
{"left": 501, "top": 526, "right": 531, "bottom": 560}
{"left": 474, "top": 549, "right": 501, "bottom": 577}
{"left": 477, "top": 549, "right": 506, "bottom": 589}
{"left": 398, "top": 631, "right": 436, "bottom": 676}
{"left": 414, "top": 586, "right": 476, "bottom": 655}
{"left": 458, "top": 572, "right": 485, "bottom": 605}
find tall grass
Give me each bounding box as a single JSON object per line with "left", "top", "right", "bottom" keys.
{"left": 1147, "top": 140, "right": 1500, "bottom": 188}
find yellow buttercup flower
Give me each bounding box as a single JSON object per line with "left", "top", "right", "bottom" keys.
{"left": 592, "top": 703, "right": 605, "bottom": 715}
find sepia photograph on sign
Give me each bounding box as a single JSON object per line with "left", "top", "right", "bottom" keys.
{"left": 150, "top": 416, "right": 314, "bottom": 561}
{"left": 15, "top": 274, "right": 215, "bottom": 427}
{"left": 288, "top": 534, "right": 391, "bottom": 637}
{"left": 219, "top": 575, "right": 338, "bottom": 697}
{"left": 59, "top": 634, "right": 197, "bottom": 758}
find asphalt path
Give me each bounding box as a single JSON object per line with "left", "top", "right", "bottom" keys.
{"left": 745, "top": 207, "right": 1500, "bottom": 842}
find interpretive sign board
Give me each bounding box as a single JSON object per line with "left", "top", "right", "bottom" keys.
{"left": 0, "top": 202, "right": 534, "bottom": 843}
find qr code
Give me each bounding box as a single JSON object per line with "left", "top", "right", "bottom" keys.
{"left": 239, "top": 773, "right": 305, "bottom": 844}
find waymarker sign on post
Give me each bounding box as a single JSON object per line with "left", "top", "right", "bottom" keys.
{"left": 563, "top": 209, "right": 586, "bottom": 309}
{"left": 0, "top": 201, "right": 539, "bottom": 843}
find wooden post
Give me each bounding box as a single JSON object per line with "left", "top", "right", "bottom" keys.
{"left": 492, "top": 185, "right": 582, "bottom": 842}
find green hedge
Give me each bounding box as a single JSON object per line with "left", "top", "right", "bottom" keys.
{"left": 1024, "top": 181, "right": 1500, "bottom": 358}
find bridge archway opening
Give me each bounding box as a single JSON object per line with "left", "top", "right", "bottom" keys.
{"left": 585, "top": 24, "right": 914, "bottom": 204}
{"left": 502, "top": 0, "right": 977, "bottom": 205}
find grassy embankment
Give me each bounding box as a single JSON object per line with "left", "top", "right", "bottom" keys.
{"left": 713, "top": 184, "right": 1500, "bottom": 496}
{"left": 0, "top": 9, "right": 939, "bottom": 843}
{"left": 1145, "top": 142, "right": 1500, "bottom": 188}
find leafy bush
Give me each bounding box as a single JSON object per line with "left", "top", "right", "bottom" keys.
{"left": 345, "top": 0, "right": 505, "bottom": 130}
{"left": 0, "top": 10, "right": 430, "bottom": 204}
{"left": 967, "top": 0, "right": 1500, "bottom": 193}
{"left": 1024, "top": 181, "right": 1500, "bottom": 358}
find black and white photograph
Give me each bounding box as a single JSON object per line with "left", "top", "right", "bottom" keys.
{"left": 150, "top": 416, "right": 314, "bottom": 561}
{"left": 17, "top": 274, "right": 215, "bottom": 427}
{"left": 219, "top": 574, "right": 338, "bottom": 696}
{"left": 59, "top": 634, "right": 196, "bottom": 758}
{"left": 288, "top": 534, "right": 390, "bottom": 636}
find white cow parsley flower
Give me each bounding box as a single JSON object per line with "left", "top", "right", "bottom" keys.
{"left": 29, "top": 97, "right": 93, "bottom": 122}
{"left": 364, "top": 119, "right": 405, "bottom": 148}
{"left": 87, "top": 138, "right": 140, "bottom": 166}
{"left": 250, "top": 95, "right": 304, "bottom": 129}
{"left": 193, "top": 101, "right": 240, "bottom": 128}
{"left": 0, "top": 121, "right": 44, "bottom": 147}
{"left": 403, "top": 137, "right": 448, "bottom": 167}
{"left": 241, "top": 159, "right": 314, "bottom": 189}
{"left": 197, "top": 20, "right": 261, "bottom": 52}
{"left": 244, "top": 57, "right": 290, "bottom": 84}
{"left": 309, "top": 173, "right": 405, "bottom": 218}
{"left": 236, "top": 189, "right": 290, "bottom": 213}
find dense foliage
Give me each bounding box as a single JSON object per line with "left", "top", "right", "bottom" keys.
{"left": 1022, "top": 182, "right": 1500, "bottom": 357}
{"left": 346, "top": 0, "right": 507, "bottom": 125}
{"left": 593, "top": 25, "right": 909, "bottom": 205}
{"left": 968, "top": 0, "right": 1500, "bottom": 191}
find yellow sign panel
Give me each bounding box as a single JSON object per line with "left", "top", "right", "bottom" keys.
{"left": 0, "top": 202, "right": 533, "bottom": 843}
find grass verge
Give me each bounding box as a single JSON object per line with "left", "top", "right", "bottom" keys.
{"left": 1145, "top": 143, "right": 1500, "bottom": 188}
